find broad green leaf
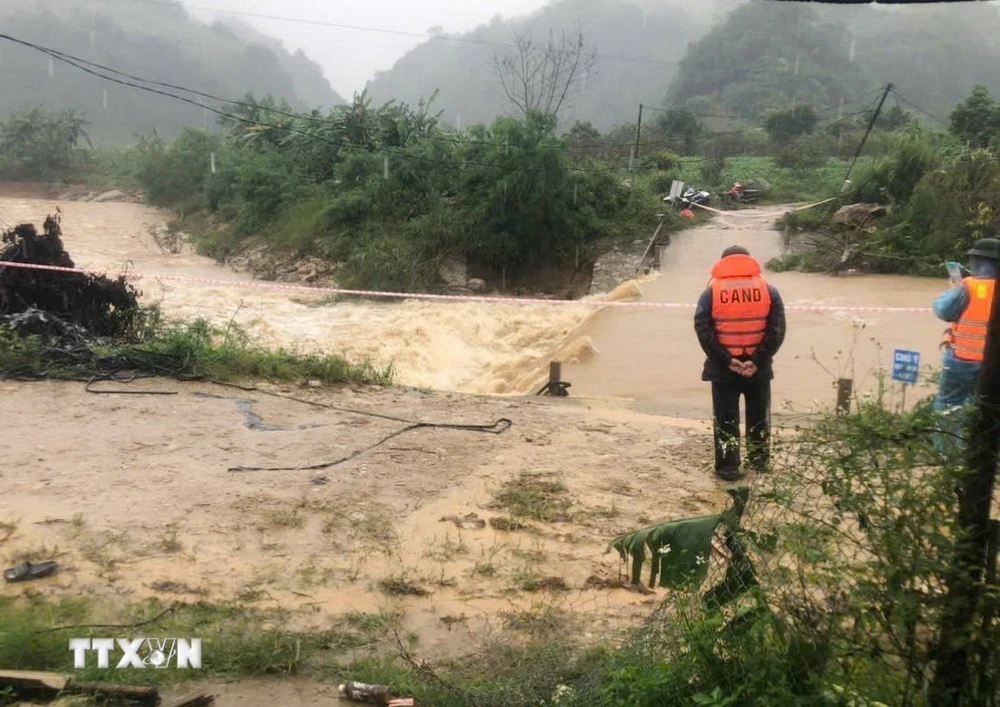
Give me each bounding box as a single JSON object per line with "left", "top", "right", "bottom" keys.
{"left": 610, "top": 512, "right": 722, "bottom": 590}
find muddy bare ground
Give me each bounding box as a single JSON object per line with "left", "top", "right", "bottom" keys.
{"left": 0, "top": 185, "right": 950, "bottom": 703}
{"left": 0, "top": 378, "right": 722, "bottom": 704}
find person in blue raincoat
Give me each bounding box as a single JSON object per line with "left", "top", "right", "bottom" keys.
{"left": 932, "top": 238, "right": 1000, "bottom": 451}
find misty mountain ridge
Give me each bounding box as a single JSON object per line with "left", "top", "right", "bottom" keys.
{"left": 0, "top": 0, "right": 345, "bottom": 143}
{"left": 3, "top": 0, "right": 1000, "bottom": 145}
{"left": 365, "top": 0, "right": 737, "bottom": 132}
{"left": 367, "top": 0, "right": 1000, "bottom": 134}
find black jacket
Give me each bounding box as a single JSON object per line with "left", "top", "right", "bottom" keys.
{"left": 694, "top": 284, "right": 786, "bottom": 382}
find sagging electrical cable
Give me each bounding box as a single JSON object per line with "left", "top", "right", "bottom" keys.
{"left": 80, "top": 375, "right": 513, "bottom": 472}
{"left": 210, "top": 380, "right": 512, "bottom": 473}
{"left": 228, "top": 418, "right": 513, "bottom": 473}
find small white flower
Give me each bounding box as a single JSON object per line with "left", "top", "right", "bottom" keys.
{"left": 551, "top": 684, "right": 575, "bottom": 704}
{"left": 695, "top": 554, "right": 707, "bottom": 566}
{"left": 658, "top": 544, "right": 672, "bottom": 555}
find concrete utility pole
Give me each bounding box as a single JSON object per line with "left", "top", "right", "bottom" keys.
{"left": 631, "top": 104, "right": 644, "bottom": 172}
{"left": 842, "top": 83, "right": 892, "bottom": 190}
{"left": 930, "top": 262, "right": 1000, "bottom": 704}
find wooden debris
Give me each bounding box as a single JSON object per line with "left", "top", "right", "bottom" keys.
{"left": 166, "top": 694, "right": 215, "bottom": 707}
{"left": 0, "top": 670, "right": 159, "bottom": 704}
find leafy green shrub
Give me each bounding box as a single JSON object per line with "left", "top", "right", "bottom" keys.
{"left": 764, "top": 105, "right": 819, "bottom": 143}
{"left": 876, "top": 147, "right": 1000, "bottom": 271}
{"left": 336, "top": 230, "right": 437, "bottom": 293}
{"left": 851, "top": 128, "right": 945, "bottom": 206}
{"left": 97, "top": 99, "right": 656, "bottom": 291}
{"left": 135, "top": 130, "right": 223, "bottom": 210}
{"left": 699, "top": 157, "right": 725, "bottom": 188}
{"left": 642, "top": 150, "right": 682, "bottom": 173}
{"left": 649, "top": 171, "right": 676, "bottom": 194}
{"left": 0, "top": 107, "right": 90, "bottom": 179}
{"left": 0, "top": 314, "right": 391, "bottom": 385}
{"left": 83, "top": 145, "right": 144, "bottom": 190}
{"left": 773, "top": 135, "right": 833, "bottom": 169}
{"left": 229, "top": 148, "right": 300, "bottom": 235}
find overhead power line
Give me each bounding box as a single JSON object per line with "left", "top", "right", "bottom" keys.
{"left": 120, "top": 0, "right": 679, "bottom": 66}
{"left": 0, "top": 31, "right": 916, "bottom": 179}
{"left": 0, "top": 30, "right": 883, "bottom": 162}
{"left": 0, "top": 32, "right": 512, "bottom": 171}
{"left": 889, "top": 87, "right": 946, "bottom": 126}
{"left": 0, "top": 32, "right": 711, "bottom": 157}
{"left": 1, "top": 31, "right": 691, "bottom": 176}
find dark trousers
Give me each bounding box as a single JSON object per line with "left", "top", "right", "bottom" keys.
{"left": 711, "top": 377, "right": 771, "bottom": 473}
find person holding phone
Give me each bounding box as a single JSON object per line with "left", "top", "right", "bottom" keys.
{"left": 933, "top": 238, "right": 1000, "bottom": 449}
{"left": 694, "top": 245, "right": 786, "bottom": 481}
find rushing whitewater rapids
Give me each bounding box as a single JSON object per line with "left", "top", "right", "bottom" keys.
{"left": 0, "top": 190, "right": 612, "bottom": 395}
{"left": 0, "top": 189, "right": 944, "bottom": 414}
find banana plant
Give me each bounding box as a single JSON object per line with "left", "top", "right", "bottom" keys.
{"left": 608, "top": 487, "right": 775, "bottom": 609}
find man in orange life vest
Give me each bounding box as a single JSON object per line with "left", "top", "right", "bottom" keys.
{"left": 694, "top": 246, "right": 786, "bottom": 481}
{"left": 933, "top": 238, "right": 1000, "bottom": 449}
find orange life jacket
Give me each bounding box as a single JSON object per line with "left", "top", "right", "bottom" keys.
{"left": 710, "top": 254, "right": 772, "bottom": 358}
{"left": 949, "top": 277, "right": 995, "bottom": 362}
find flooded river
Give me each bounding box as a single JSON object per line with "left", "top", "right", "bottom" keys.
{"left": 0, "top": 193, "right": 946, "bottom": 416}
{"left": 564, "top": 209, "right": 943, "bottom": 417}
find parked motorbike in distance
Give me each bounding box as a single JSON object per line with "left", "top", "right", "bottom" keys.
{"left": 664, "top": 187, "right": 710, "bottom": 210}
{"left": 722, "top": 182, "right": 761, "bottom": 205}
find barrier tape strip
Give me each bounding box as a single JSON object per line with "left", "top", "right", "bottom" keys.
{"left": 691, "top": 197, "right": 837, "bottom": 219}
{"left": 0, "top": 259, "right": 933, "bottom": 314}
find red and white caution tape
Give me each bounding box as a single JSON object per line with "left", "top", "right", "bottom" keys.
{"left": 0, "top": 259, "right": 933, "bottom": 314}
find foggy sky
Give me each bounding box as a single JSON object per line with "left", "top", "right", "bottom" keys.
{"left": 183, "top": 0, "right": 551, "bottom": 99}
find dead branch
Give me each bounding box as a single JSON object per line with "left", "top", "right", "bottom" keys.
{"left": 493, "top": 28, "right": 597, "bottom": 117}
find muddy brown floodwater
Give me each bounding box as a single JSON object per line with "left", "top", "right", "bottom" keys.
{"left": 0, "top": 191, "right": 604, "bottom": 396}
{"left": 0, "top": 190, "right": 950, "bottom": 705}
{"left": 565, "top": 209, "right": 943, "bottom": 417}
{"left": 0, "top": 194, "right": 945, "bottom": 411}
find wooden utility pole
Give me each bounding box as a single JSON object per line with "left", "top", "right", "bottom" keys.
{"left": 930, "top": 266, "right": 1000, "bottom": 705}
{"left": 843, "top": 83, "right": 893, "bottom": 189}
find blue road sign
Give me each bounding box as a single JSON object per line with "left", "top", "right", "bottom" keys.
{"left": 892, "top": 349, "right": 921, "bottom": 385}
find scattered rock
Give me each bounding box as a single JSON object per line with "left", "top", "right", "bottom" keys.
{"left": 589, "top": 236, "right": 664, "bottom": 295}
{"left": 92, "top": 189, "right": 128, "bottom": 203}
{"left": 832, "top": 203, "right": 886, "bottom": 230}
{"left": 438, "top": 256, "right": 469, "bottom": 287}
{"left": 468, "top": 278, "right": 486, "bottom": 292}
{"left": 226, "top": 240, "right": 337, "bottom": 285}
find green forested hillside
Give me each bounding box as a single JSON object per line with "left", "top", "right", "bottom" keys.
{"left": 365, "top": 0, "right": 713, "bottom": 131}
{"left": 667, "top": 1, "right": 1000, "bottom": 124}
{"left": 0, "top": 0, "right": 344, "bottom": 144}
{"left": 836, "top": 2, "right": 1000, "bottom": 121}
{"left": 667, "top": 2, "right": 874, "bottom": 120}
